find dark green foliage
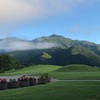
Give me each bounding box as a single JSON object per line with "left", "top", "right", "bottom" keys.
{"left": 41, "top": 52, "right": 52, "bottom": 59}
{"left": 10, "top": 46, "right": 100, "bottom": 67}
{"left": 41, "top": 52, "right": 52, "bottom": 64}
{"left": 0, "top": 54, "right": 22, "bottom": 71}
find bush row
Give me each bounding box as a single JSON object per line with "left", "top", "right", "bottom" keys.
{"left": 0, "top": 75, "right": 51, "bottom": 90}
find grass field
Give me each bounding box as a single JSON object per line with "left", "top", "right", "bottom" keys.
{"left": 57, "top": 64, "right": 100, "bottom": 72}
{"left": 0, "top": 81, "right": 100, "bottom": 100}
{"left": 49, "top": 72, "right": 100, "bottom": 80}
{"left": 49, "top": 64, "right": 100, "bottom": 80}
{"left": 0, "top": 64, "right": 100, "bottom": 100}
{"left": 1, "top": 64, "right": 100, "bottom": 80}
{"left": 0, "top": 65, "right": 61, "bottom": 76}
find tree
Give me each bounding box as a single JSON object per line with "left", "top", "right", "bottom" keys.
{"left": 0, "top": 54, "right": 22, "bottom": 71}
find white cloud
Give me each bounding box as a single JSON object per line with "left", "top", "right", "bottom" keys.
{"left": 0, "top": 0, "right": 99, "bottom": 25}
{"left": 0, "top": 0, "right": 99, "bottom": 38}
{"left": 0, "top": 38, "right": 58, "bottom": 51}
{"left": 0, "top": 0, "right": 42, "bottom": 24}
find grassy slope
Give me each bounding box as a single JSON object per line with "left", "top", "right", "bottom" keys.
{"left": 57, "top": 64, "right": 100, "bottom": 72}
{"left": 0, "top": 65, "right": 61, "bottom": 76}
{"left": 50, "top": 64, "right": 100, "bottom": 80}
{"left": 1, "top": 64, "right": 100, "bottom": 80}
{"left": 0, "top": 82, "right": 100, "bottom": 100}
{"left": 50, "top": 72, "right": 100, "bottom": 80}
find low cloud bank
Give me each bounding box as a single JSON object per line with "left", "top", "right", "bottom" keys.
{"left": 0, "top": 38, "right": 58, "bottom": 52}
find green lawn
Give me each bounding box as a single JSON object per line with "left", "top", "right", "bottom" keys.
{"left": 0, "top": 64, "right": 100, "bottom": 100}
{"left": 0, "top": 81, "right": 100, "bottom": 100}
{"left": 57, "top": 64, "right": 100, "bottom": 72}
{"left": 49, "top": 72, "right": 100, "bottom": 80}
{"left": 0, "top": 65, "right": 61, "bottom": 76}
{"left": 1, "top": 64, "right": 100, "bottom": 80}
{"left": 48, "top": 64, "right": 100, "bottom": 80}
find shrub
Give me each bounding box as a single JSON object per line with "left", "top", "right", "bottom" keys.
{"left": 29, "top": 77, "right": 36, "bottom": 86}
{"left": 18, "top": 76, "right": 29, "bottom": 81}
{"left": 9, "top": 78, "right": 17, "bottom": 82}
{"left": 0, "top": 78, "right": 7, "bottom": 84}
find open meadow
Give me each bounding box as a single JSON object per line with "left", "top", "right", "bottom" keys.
{"left": 1, "top": 64, "right": 100, "bottom": 80}
{"left": 0, "top": 64, "right": 100, "bottom": 100}
{"left": 0, "top": 81, "right": 100, "bottom": 100}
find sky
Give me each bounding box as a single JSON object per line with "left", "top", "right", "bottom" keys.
{"left": 0, "top": 0, "right": 100, "bottom": 44}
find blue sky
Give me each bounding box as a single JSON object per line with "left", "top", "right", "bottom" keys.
{"left": 0, "top": 0, "right": 100, "bottom": 44}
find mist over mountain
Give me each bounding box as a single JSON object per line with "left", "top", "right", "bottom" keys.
{"left": 32, "top": 34, "right": 100, "bottom": 55}
{"left": 0, "top": 34, "right": 100, "bottom": 67}
{"left": 0, "top": 34, "right": 99, "bottom": 53}
{"left": 0, "top": 37, "right": 58, "bottom": 52}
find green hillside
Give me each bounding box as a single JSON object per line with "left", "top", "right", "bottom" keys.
{"left": 3, "top": 35, "right": 99, "bottom": 67}
{"left": 33, "top": 34, "right": 100, "bottom": 55}
{"left": 10, "top": 45, "right": 100, "bottom": 67}
{"left": 3, "top": 65, "right": 61, "bottom": 75}
{"left": 1, "top": 64, "right": 100, "bottom": 80}
{"left": 57, "top": 64, "right": 100, "bottom": 72}
{"left": 33, "top": 34, "right": 73, "bottom": 48}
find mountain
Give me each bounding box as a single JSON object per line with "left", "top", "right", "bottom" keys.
{"left": 0, "top": 34, "right": 100, "bottom": 67}
{"left": 33, "top": 34, "right": 100, "bottom": 55}
{"left": 0, "top": 34, "right": 100, "bottom": 54}
{"left": 9, "top": 46, "right": 100, "bottom": 67}
{"left": 33, "top": 34, "right": 73, "bottom": 48}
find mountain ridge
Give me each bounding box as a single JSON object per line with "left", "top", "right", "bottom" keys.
{"left": 0, "top": 34, "right": 100, "bottom": 67}
{"left": 0, "top": 34, "right": 100, "bottom": 51}
{"left": 9, "top": 46, "right": 100, "bottom": 67}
